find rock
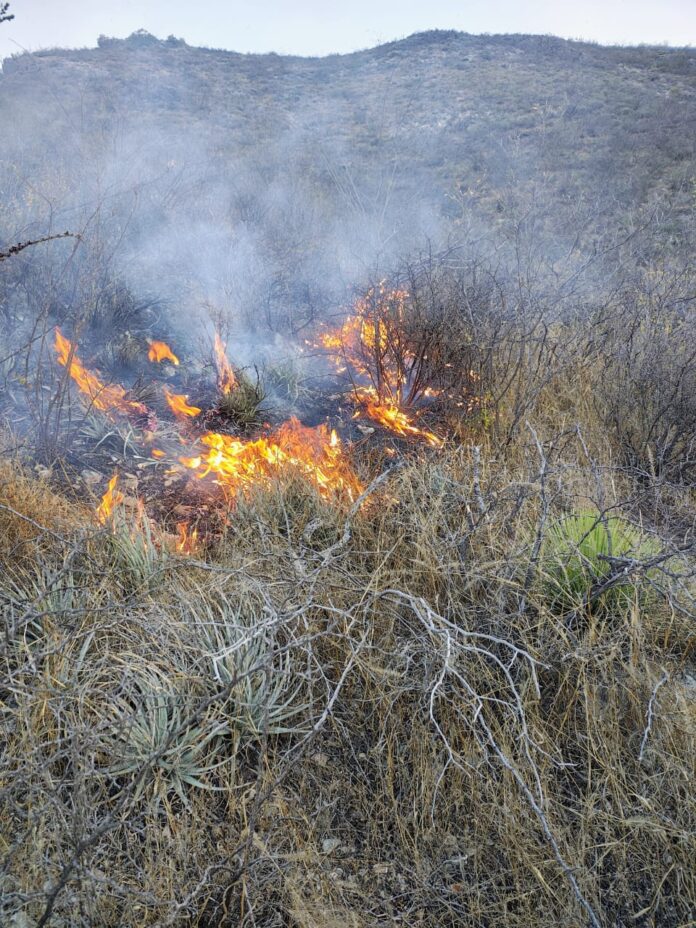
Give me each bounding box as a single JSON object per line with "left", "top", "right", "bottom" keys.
{"left": 322, "top": 837, "right": 341, "bottom": 854}
{"left": 81, "top": 468, "right": 102, "bottom": 485}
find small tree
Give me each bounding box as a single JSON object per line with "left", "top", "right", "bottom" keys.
{"left": 0, "top": 3, "right": 13, "bottom": 24}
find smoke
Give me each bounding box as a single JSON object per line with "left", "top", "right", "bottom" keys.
{"left": 0, "top": 28, "right": 690, "bottom": 385}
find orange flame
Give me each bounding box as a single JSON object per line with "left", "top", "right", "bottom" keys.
{"left": 213, "top": 333, "right": 236, "bottom": 394}
{"left": 164, "top": 386, "right": 201, "bottom": 420}
{"left": 180, "top": 417, "right": 361, "bottom": 500}
{"left": 96, "top": 473, "right": 124, "bottom": 524}
{"left": 54, "top": 329, "right": 150, "bottom": 420}
{"left": 148, "top": 340, "right": 179, "bottom": 365}
{"left": 176, "top": 521, "right": 199, "bottom": 554}
{"left": 314, "top": 287, "right": 445, "bottom": 444}
{"left": 354, "top": 388, "right": 443, "bottom": 447}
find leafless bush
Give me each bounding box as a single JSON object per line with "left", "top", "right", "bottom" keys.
{"left": 591, "top": 266, "right": 696, "bottom": 484}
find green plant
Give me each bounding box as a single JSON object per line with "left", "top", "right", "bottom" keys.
{"left": 108, "top": 506, "right": 168, "bottom": 590}
{"left": 216, "top": 370, "right": 267, "bottom": 430}
{"left": 541, "top": 510, "right": 656, "bottom": 615}
{"left": 3, "top": 564, "right": 85, "bottom": 646}
{"left": 265, "top": 358, "right": 312, "bottom": 403}
{"left": 193, "top": 597, "right": 310, "bottom": 738}
{"left": 78, "top": 415, "right": 140, "bottom": 456}
{"left": 108, "top": 665, "right": 228, "bottom": 808}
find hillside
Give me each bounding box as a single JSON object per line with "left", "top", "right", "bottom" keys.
{"left": 1, "top": 30, "right": 695, "bottom": 268}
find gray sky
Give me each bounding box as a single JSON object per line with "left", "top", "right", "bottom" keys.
{"left": 1, "top": 0, "right": 694, "bottom": 60}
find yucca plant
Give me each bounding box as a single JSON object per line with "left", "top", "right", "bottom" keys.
{"left": 3, "top": 565, "right": 84, "bottom": 645}
{"left": 108, "top": 506, "right": 168, "bottom": 590}
{"left": 193, "top": 597, "right": 311, "bottom": 738}
{"left": 541, "top": 510, "right": 657, "bottom": 615}
{"left": 79, "top": 414, "right": 140, "bottom": 457}
{"left": 216, "top": 369, "right": 267, "bottom": 430}
{"left": 108, "top": 665, "right": 229, "bottom": 808}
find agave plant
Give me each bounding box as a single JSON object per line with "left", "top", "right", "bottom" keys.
{"left": 541, "top": 510, "right": 657, "bottom": 615}
{"left": 193, "top": 598, "right": 311, "bottom": 738}
{"left": 109, "top": 506, "right": 168, "bottom": 590}
{"left": 3, "top": 565, "right": 83, "bottom": 644}
{"left": 108, "top": 664, "right": 228, "bottom": 807}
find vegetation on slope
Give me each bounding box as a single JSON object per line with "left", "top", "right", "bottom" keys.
{"left": 1, "top": 255, "right": 695, "bottom": 926}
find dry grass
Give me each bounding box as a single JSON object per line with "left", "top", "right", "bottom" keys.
{"left": 1, "top": 402, "right": 694, "bottom": 927}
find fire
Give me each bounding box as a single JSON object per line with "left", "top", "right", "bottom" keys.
{"left": 54, "top": 328, "right": 150, "bottom": 420}
{"left": 148, "top": 340, "right": 179, "bottom": 365}
{"left": 176, "top": 521, "right": 199, "bottom": 554}
{"left": 96, "top": 473, "right": 124, "bottom": 524}
{"left": 164, "top": 386, "right": 201, "bottom": 420}
{"left": 314, "top": 286, "right": 447, "bottom": 444}
{"left": 317, "top": 288, "right": 407, "bottom": 393}
{"left": 213, "top": 333, "right": 236, "bottom": 394}
{"left": 180, "top": 417, "right": 361, "bottom": 500}
{"left": 354, "top": 387, "right": 443, "bottom": 447}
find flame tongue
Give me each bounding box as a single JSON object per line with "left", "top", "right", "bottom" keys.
{"left": 164, "top": 386, "right": 201, "bottom": 420}
{"left": 176, "top": 521, "right": 199, "bottom": 554}
{"left": 354, "top": 388, "right": 443, "bottom": 447}
{"left": 180, "top": 416, "right": 361, "bottom": 499}
{"left": 213, "top": 333, "right": 236, "bottom": 394}
{"left": 96, "top": 473, "right": 123, "bottom": 524}
{"left": 148, "top": 340, "right": 179, "bottom": 365}
{"left": 54, "top": 328, "right": 150, "bottom": 420}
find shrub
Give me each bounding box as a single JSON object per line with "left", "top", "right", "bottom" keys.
{"left": 592, "top": 277, "right": 696, "bottom": 484}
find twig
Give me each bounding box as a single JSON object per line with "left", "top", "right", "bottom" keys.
{"left": 638, "top": 671, "right": 669, "bottom": 764}
{"left": 0, "top": 231, "right": 79, "bottom": 262}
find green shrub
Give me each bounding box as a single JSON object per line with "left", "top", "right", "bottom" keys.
{"left": 542, "top": 510, "right": 656, "bottom": 615}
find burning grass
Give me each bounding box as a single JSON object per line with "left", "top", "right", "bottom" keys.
{"left": 55, "top": 327, "right": 152, "bottom": 421}
{"left": 180, "top": 418, "right": 362, "bottom": 501}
